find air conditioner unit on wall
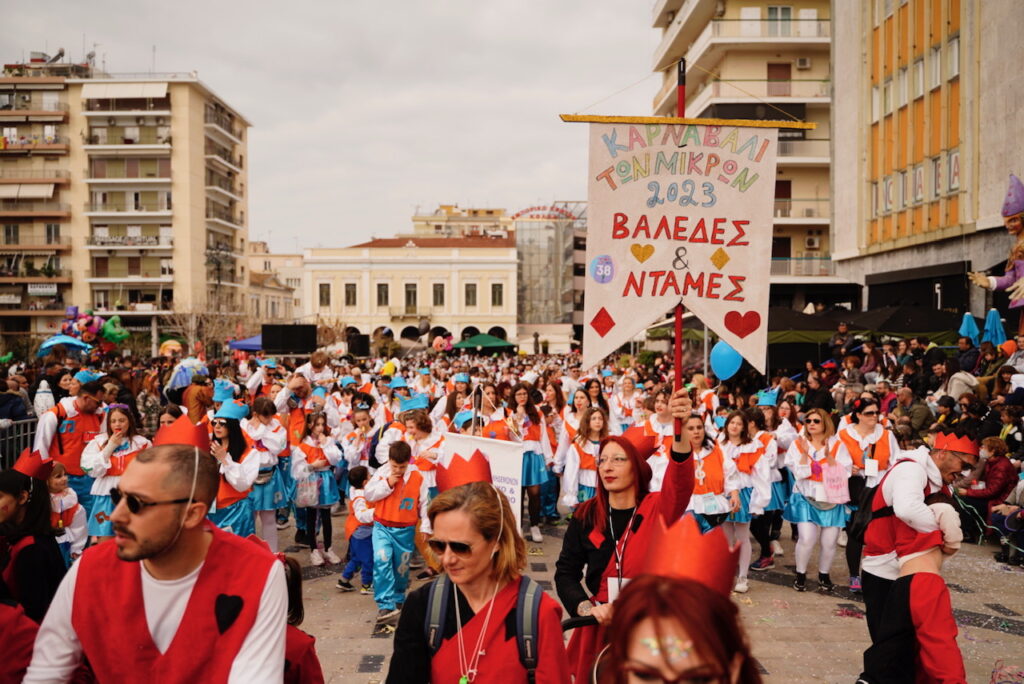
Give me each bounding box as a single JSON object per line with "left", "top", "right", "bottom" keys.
{"left": 796, "top": 57, "right": 812, "bottom": 70}
{"left": 805, "top": 237, "right": 821, "bottom": 250}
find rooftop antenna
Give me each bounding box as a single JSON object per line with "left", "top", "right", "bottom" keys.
{"left": 151, "top": 45, "right": 156, "bottom": 73}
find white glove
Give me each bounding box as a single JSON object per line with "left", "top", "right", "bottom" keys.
{"left": 0, "top": 419, "right": 13, "bottom": 429}
{"left": 1009, "top": 277, "right": 1024, "bottom": 301}
{"left": 929, "top": 502, "right": 963, "bottom": 551}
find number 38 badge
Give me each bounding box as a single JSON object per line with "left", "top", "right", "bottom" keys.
{"left": 590, "top": 255, "right": 615, "bottom": 284}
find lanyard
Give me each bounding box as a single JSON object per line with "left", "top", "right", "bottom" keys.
{"left": 608, "top": 507, "right": 637, "bottom": 586}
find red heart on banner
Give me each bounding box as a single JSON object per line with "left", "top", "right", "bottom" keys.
{"left": 724, "top": 311, "right": 761, "bottom": 339}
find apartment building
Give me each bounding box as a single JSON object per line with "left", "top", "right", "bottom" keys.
{"left": 0, "top": 52, "right": 250, "bottom": 345}
{"left": 652, "top": 0, "right": 857, "bottom": 309}
{"left": 832, "top": 0, "right": 1024, "bottom": 314}
{"left": 249, "top": 240, "right": 304, "bottom": 320}
{"left": 304, "top": 230, "right": 517, "bottom": 346}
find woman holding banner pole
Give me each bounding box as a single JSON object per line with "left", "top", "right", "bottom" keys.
{"left": 554, "top": 389, "right": 694, "bottom": 682}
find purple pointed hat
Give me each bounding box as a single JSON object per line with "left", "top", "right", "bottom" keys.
{"left": 1003, "top": 174, "right": 1024, "bottom": 218}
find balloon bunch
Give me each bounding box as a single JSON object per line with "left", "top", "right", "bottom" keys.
{"left": 60, "top": 306, "right": 130, "bottom": 350}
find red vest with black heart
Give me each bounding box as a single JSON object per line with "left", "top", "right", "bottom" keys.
{"left": 71, "top": 522, "right": 276, "bottom": 682}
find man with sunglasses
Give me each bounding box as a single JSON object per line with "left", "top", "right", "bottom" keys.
{"left": 25, "top": 441, "right": 287, "bottom": 682}
{"left": 860, "top": 427, "right": 979, "bottom": 646}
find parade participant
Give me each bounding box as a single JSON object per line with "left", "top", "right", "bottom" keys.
{"left": 834, "top": 397, "right": 899, "bottom": 593}
{"left": 291, "top": 412, "right": 343, "bottom": 566}
{"left": 275, "top": 373, "right": 317, "bottom": 446}
{"left": 47, "top": 463, "right": 86, "bottom": 566}
{"left": 245, "top": 359, "right": 279, "bottom": 398}
{"left": 784, "top": 408, "right": 849, "bottom": 592}
{"left": 81, "top": 405, "right": 152, "bottom": 542}
{"left": 243, "top": 396, "right": 288, "bottom": 552}
{"left": 386, "top": 482, "right": 570, "bottom": 683}
{"left": 561, "top": 406, "right": 609, "bottom": 509}
{"left": 279, "top": 553, "right": 327, "bottom": 684}
{"left": 402, "top": 405, "right": 445, "bottom": 577}
{"left": 596, "top": 518, "right": 760, "bottom": 684}
{"left": 478, "top": 382, "right": 507, "bottom": 423}
{"left": 693, "top": 373, "right": 719, "bottom": 417}
{"left": 555, "top": 390, "right": 695, "bottom": 681}
{"left": 749, "top": 406, "right": 784, "bottom": 571}
{"left": 718, "top": 410, "right": 769, "bottom": 594}
{"left": 158, "top": 404, "right": 182, "bottom": 430}
{"left": 182, "top": 374, "right": 214, "bottom": 424}
{"left": 337, "top": 465, "right": 374, "bottom": 594}
{"left": 326, "top": 376, "right": 356, "bottom": 432}
{"left": 860, "top": 427, "right": 978, "bottom": 643}
{"left": 0, "top": 458, "right": 66, "bottom": 622}
{"left": 609, "top": 375, "right": 643, "bottom": 434}
{"left": 295, "top": 351, "right": 334, "bottom": 389}
{"left": 365, "top": 441, "right": 431, "bottom": 624}
{"left": 509, "top": 382, "right": 553, "bottom": 543}
{"left": 643, "top": 388, "right": 678, "bottom": 492}
{"left": 683, "top": 414, "right": 739, "bottom": 533}
{"left": 208, "top": 400, "right": 260, "bottom": 537}
{"left": 585, "top": 378, "right": 611, "bottom": 416}
{"left": 341, "top": 402, "right": 378, "bottom": 472}
{"left": 25, "top": 444, "right": 287, "bottom": 681}
{"left": 0, "top": 599, "right": 38, "bottom": 683}
{"left": 554, "top": 388, "right": 591, "bottom": 474}
{"left": 969, "top": 174, "right": 1024, "bottom": 334}
{"left": 412, "top": 367, "right": 440, "bottom": 400}
{"left": 30, "top": 379, "right": 104, "bottom": 514}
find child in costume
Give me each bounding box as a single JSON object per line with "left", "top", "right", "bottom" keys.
{"left": 47, "top": 462, "right": 86, "bottom": 566}
{"left": 337, "top": 465, "right": 374, "bottom": 594}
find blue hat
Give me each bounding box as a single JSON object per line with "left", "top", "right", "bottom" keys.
{"left": 418, "top": 368, "right": 430, "bottom": 375}
{"left": 453, "top": 372, "right": 470, "bottom": 384}
{"left": 601, "top": 369, "right": 614, "bottom": 378}
{"left": 74, "top": 369, "right": 103, "bottom": 384}
{"left": 213, "top": 379, "right": 235, "bottom": 403}
{"left": 258, "top": 359, "right": 277, "bottom": 369}
{"left": 389, "top": 376, "right": 408, "bottom": 389}
{"left": 398, "top": 393, "right": 429, "bottom": 412}
{"left": 311, "top": 386, "right": 328, "bottom": 399}
{"left": 340, "top": 375, "right": 356, "bottom": 387}
{"left": 214, "top": 399, "right": 250, "bottom": 421}
{"left": 453, "top": 410, "right": 474, "bottom": 430}
{"left": 756, "top": 388, "right": 779, "bottom": 407}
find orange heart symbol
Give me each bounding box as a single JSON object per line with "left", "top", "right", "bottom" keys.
{"left": 630, "top": 244, "right": 655, "bottom": 263}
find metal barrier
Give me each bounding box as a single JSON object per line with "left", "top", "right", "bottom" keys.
{"left": 0, "top": 418, "right": 36, "bottom": 471}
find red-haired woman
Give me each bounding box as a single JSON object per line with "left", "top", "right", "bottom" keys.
{"left": 555, "top": 390, "right": 695, "bottom": 681}
{"left": 596, "top": 575, "right": 762, "bottom": 684}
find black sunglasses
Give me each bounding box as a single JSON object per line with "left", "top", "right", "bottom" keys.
{"left": 860, "top": 410, "right": 879, "bottom": 416}
{"left": 427, "top": 539, "right": 473, "bottom": 556}
{"left": 211, "top": 419, "right": 228, "bottom": 427}
{"left": 111, "top": 487, "right": 192, "bottom": 514}
{"left": 805, "top": 418, "right": 823, "bottom": 424}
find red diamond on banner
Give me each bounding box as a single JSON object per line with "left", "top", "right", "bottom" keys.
{"left": 590, "top": 307, "right": 615, "bottom": 338}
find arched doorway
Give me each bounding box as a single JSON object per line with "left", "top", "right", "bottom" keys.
{"left": 460, "top": 326, "right": 480, "bottom": 341}
{"left": 400, "top": 326, "right": 421, "bottom": 341}
{"left": 487, "top": 326, "right": 507, "bottom": 340}
{"left": 429, "top": 326, "right": 450, "bottom": 341}
{"left": 372, "top": 326, "right": 394, "bottom": 340}
{"left": 344, "top": 326, "right": 361, "bottom": 340}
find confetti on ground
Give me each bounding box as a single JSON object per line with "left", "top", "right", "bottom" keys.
{"left": 833, "top": 608, "right": 865, "bottom": 619}
{"left": 737, "top": 597, "right": 755, "bottom": 606}
{"left": 527, "top": 547, "right": 545, "bottom": 556}
{"left": 773, "top": 600, "right": 790, "bottom": 610}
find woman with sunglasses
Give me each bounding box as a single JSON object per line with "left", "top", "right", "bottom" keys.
{"left": 207, "top": 400, "right": 260, "bottom": 538}
{"left": 291, "top": 412, "right": 343, "bottom": 566}
{"left": 783, "top": 408, "right": 850, "bottom": 592}
{"left": 80, "top": 405, "right": 152, "bottom": 543}
{"left": 555, "top": 390, "right": 695, "bottom": 681}
{"left": 386, "top": 482, "right": 569, "bottom": 683}
{"left": 832, "top": 397, "right": 899, "bottom": 593}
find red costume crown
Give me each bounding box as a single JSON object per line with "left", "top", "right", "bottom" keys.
{"left": 13, "top": 449, "right": 53, "bottom": 480}
{"left": 642, "top": 515, "right": 741, "bottom": 598}
{"left": 435, "top": 449, "right": 493, "bottom": 492}
{"left": 153, "top": 414, "right": 211, "bottom": 450}
{"left": 610, "top": 426, "right": 659, "bottom": 461}
{"left": 933, "top": 431, "right": 979, "bottom": 457}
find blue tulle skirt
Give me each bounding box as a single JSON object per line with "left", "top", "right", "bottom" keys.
{"left": 783, "top": 491, "right": 849, "bottom": 527}
{"left": 521, "top": 450, "right": 550, "bottom": 487}
{"left": 251, "top": 468, "right": 286, "bottom": 511}
{"left": 766, "top": 480, "right": 787, "bottom": 511}
{"left": 87, "top": 494, "right": 115, "bottom": 536}
{"left": 727, "top": 487, "right": 753, "bottom": 524}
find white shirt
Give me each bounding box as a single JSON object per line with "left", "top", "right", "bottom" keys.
{"left": 25, "top": 547, "right": 287, "bottom": 682}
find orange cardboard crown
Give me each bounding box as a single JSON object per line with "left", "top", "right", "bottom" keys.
{"left": 642, "top": 515, "right": 741, "bottom": 598}
{"left": 435, "top": 449, "right": 493, "bottom": 492}
{"left": 933, "top": 430, "right": 979, "bottom": 457}
{"left": 153, "top": 414, "right": 211, "bottom": 450}
{"left": 13, "top": 449, "right": 53, "bottom": 480}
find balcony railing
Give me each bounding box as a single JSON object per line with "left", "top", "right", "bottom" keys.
{"left": 87, "top": 269, "right": 174, "bottom": 279}
{"left": 0, "top": 235, "right": 71, "bottom": 248}
{"left": 773, "top": 198, "right": 830, "bottom": 218}
{"left": 770, "top": 257, "right": 834, "bottom": 276}
{"left": 389, "top": 307, "right": 432, "bottom": 319}
{"left": 93, "top": 301, "right": 172, "bottom": 313}
{"left": 0, "top": 201, "right": 69, "bottom": 213}
{"left": 0, "top": 268, "right": 71, "bottom": 279}
{"left": 206, "top": 206, "right": 240, "bottom": 224}
{"left": 777, "top": 138, "right": 830, "bottom": 158}
{"left": 698, "top": 79, "right": 831, "bottom": 99}
{"left": 205, "top": 175, "right": 238, "bottom": 194}
{"left": 0, "top": 100, "right": 69, "bottom": 113}
{"left": 709, "top": 18, "right": 830, "bottom": 39}
{"left": 205, "top": 146, "right": 242, "bottom": 168}
{"left": 86, "top": 203, "right": 170, "bottom": 213}
{"left": 0, "top": 169, "right": 69, "bottom": 182}
{"left": 204, "top": 111, "right": 243, "bottom": 140}
{"left": 1, "top": 135, "right": 70, "bottom": 147}
{"left": 85, "top": 98, "right": 171, "bottom": 112}
{"left": 87, "top": 235, "right": 172, "bottom": 247}
{"left": 85, "top": 130, "right": 171, "bottom": 145}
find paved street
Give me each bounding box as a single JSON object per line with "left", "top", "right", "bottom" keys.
{"left": 284, "top": 512, "right": 1024, "bottom": 683}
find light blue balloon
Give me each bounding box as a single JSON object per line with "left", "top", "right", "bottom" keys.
{"left": 710, "top": 340, "right": 743, "bottom": 380}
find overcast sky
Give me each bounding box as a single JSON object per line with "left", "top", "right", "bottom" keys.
{"left": 6, "top": 1, "right": 658, "bottom": 253}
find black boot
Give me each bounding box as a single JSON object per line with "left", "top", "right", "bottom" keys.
{"left": 793, "top": 572, "right": 807, "bottom": 592}
{"left": 817, "top": 573, "right": 835, "bottom": 592}
{"left": 995, "top": 544, "right": 1011, "bottom": 563}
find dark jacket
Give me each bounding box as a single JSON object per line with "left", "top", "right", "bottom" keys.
{"left": 956, "top": 348, "right": 980, "bottom": 374}
{"left": 0, "top": 391, "right": 29, "bottom": 421}
{"left": 969, "top": 455, "right": 1019, "bottom": 505}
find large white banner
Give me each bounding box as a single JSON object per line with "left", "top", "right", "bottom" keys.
{"left": 440, "top": 433, "right": 525, "bottom": 533}
{"left": 581, "top": 120, "right": 779, "bottom": 373}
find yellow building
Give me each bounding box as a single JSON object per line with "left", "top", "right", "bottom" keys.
{"left": 303, "top": 233, "right": 518, "bottom": 347}
{"left": 249, "top": 240, "right": 304, "bottom": 320}
{"left": 0, "top": 53, "right": 250, "bottom": 347}
{"left": 652, "top": 0, "right": 855, "bottom": 308}
{"left": 831, "top": 0, "right": 1024, "bottom": 312}
{"left": 410, "top": 204, "right": 512, "bottom": 237}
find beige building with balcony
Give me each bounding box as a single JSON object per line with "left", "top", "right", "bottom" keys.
{"left": 304, "top": 232, "right": 517, "bottom": 347}
{"left": 652, "top": 0, "right": 856, "bottom": 309}
{"left": 0, "top": 52, "right": 250, "bottom": 347}
{"left": 248, "top": 240, "right": 303, "bottom": 322}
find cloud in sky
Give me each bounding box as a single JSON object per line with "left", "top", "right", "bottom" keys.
{"left": 5, "top": 1, "right": 659, "bottom": 252}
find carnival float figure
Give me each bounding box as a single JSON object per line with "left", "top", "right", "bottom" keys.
{"left": 970, "top": 174, "right": 1024, "bottom": 334}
